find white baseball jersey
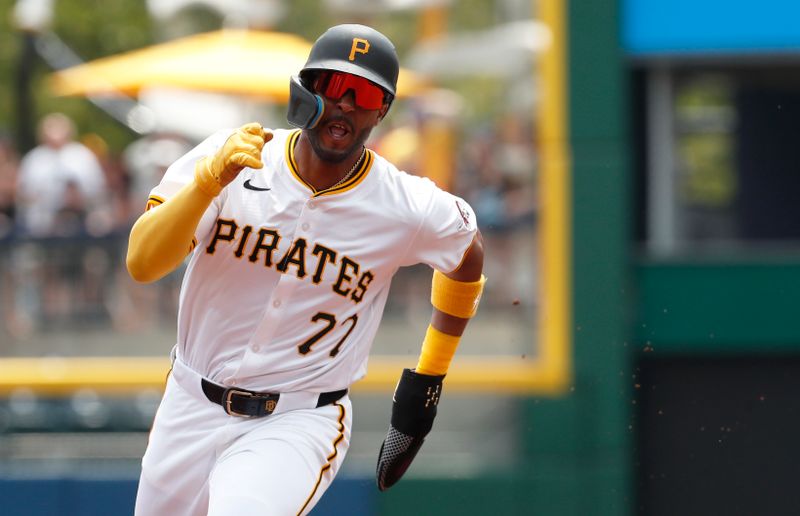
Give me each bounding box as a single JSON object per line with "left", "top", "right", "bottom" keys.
{"left": 148, "top": 128, "right": 477, "bottom": 394}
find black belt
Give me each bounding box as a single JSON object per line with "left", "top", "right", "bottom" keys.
{"left": 201, "top": 378, "right": 347, "bottom": 418}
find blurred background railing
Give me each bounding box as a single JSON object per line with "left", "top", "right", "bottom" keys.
{"left": 0, "top": 233, "right": 178, "bottom": 343}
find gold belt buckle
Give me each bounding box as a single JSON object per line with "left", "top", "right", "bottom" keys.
{"left": 224, "top": 389, "right": 255, "bottom": 417}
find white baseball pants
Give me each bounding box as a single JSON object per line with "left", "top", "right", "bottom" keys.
{"left": 134, "top": 357, "right": 352, "bottom": 516}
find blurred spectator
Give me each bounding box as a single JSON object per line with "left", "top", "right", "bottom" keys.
{"left": 107, "top": 133, "right": 192, "bottom": 331}
{"left": 462, "top": 115, "right": 537, "bottom": 232}
{"left": 0, "top": 132, "right": 19, "bottom": 238}
{"left": 458, "top": 115, "right": 539, "bottom": 309}
{"left": 6, "top": 114, "right": 112, "bottom": 337}
{"left": 82, "top": 132, "right": 132, "bottom": 234}
{"left": 15, "top": 113, "right": 108, "bottom": 237}
{"left": 123, "top": 133, "right": 193, "bottom": 219}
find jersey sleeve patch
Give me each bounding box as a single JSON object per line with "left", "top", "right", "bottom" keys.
{"left": 455, "top": 199, "right": 476, "bottom": 233}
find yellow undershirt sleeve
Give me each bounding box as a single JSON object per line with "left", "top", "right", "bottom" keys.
{"left": 126, "top": 173, "right": 215, "bottom": 283}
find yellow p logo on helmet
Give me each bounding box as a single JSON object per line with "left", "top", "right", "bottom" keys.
{"left": 349, "top": 38, "right": 370, "bottom": 61}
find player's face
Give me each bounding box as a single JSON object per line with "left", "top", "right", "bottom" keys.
{"left": 307, "top": 72, "right": 388, "bottom": 163}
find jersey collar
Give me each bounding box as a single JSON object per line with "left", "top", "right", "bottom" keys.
{"left": 285, "top": 130, "right": 373, "bottom": 198}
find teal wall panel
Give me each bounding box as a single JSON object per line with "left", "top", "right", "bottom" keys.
{"left": 511, "top": 0, "right": 635, "bottom": 514}
{"left": 635, "top": 261, "right": 800, "bottom": 352}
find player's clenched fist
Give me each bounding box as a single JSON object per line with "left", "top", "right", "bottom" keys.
{"left": 195, "top": 122, "right": 274, "bottom": 197}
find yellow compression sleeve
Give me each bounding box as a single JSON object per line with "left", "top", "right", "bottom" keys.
{"left": 415, "top": 325, "right": 461, "bottom": 376}
{"left": 126, "top": 174, "right": 215, "bottom": 283}
{"left": 416, "top": 272, "right": 487, "bottom": 375}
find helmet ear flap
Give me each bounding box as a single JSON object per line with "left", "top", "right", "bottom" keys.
{"left": 287, "top": 75, "right": 324, "bottom": 129}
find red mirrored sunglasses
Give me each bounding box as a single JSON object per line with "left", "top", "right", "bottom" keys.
{"left": 312, "top": 71, "right": 387, "bottom": 110}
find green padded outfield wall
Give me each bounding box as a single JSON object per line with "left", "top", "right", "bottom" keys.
{"left": 636, "top": 259, "right": 800, "bottom": 353}
{"left": 377, "top": 0, "right": 633, "bottom": 514}
{"left": 530, "top": 0, "right": 633, "bottom": 512}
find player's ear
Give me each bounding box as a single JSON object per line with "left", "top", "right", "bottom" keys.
{"left": 377, "top": 103, "right": 390, "bottom": 121}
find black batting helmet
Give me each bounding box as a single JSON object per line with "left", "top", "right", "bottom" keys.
{"left": 287, "top": 24, "right": 399, "bottom": 129}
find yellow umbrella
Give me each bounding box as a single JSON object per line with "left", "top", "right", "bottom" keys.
{"left": 49, "top": 29, "right": 427, "bottom": 102}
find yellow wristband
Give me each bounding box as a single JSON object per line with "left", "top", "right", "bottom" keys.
{"left": 416, "top": 325, "right": 460, "bottom": 376}
{"left": 431, "top": 270, "right": 486, "bottom": 319}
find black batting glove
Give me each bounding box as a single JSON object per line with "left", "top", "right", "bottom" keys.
{"left": 376, "top": 368, "right": 445, "bottom": 491}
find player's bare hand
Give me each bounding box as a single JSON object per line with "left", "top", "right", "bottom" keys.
{"left": 195, "top": 122, "right": 274, "bottom": 197}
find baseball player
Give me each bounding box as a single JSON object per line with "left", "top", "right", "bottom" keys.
{"left": 127, "top": 24, "right": 485, "bottom": 515}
